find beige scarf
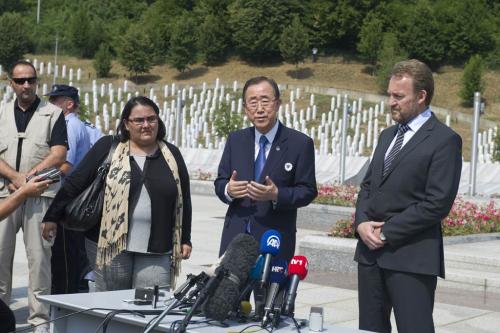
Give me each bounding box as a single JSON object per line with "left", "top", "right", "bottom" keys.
{"left": 96, "top": 140, "right": 184, "bottom": 288}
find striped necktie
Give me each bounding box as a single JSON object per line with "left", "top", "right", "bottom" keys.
{"left": 383, "top": 124, "right": 410, "bottom": 177}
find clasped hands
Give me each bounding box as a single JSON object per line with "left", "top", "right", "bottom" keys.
{"left": 357, "top": 221, "right": 385, "bottom": 250}
{"left": 227, "top": 170, "right": 278, "bottom": 202}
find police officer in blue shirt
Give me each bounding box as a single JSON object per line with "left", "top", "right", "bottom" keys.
{"left": 46, "top": 85, "right": 90, "bottom": 175}
{"left": 83, "top": 120, "right": 103, "bottom": 147}
{"left": 45, "top": 84, "right": 92, "bottom": 294}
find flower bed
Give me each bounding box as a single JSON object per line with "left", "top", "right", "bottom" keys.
{"left": 330, "top": 196, "right": 500, "bottom": 238}
{"left": 314, "top": 184, "right": 359, "bottom": 207}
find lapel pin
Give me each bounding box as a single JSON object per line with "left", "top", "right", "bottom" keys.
{"left": 284, "top": 162, "right": 293, "bottom": 172}
{"left": 276, "top": 146, "right": 280, "bottom": 151}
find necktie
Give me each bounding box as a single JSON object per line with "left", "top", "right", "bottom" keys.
{"left": 254, "top": 135, "right": 269, "bottom": 181}
{"left": 383, "top": 124, "right": 410, "bottom": 177}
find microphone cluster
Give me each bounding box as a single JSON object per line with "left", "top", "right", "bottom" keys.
{"left": 144, "top": 230, "right": 309, "bottom": 332}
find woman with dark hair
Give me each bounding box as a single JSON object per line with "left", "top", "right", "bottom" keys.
{"left": 42, "top": 96, "right": 192, "bottom": 291}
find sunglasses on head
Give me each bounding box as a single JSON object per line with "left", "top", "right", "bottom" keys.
{"left": 11, "top": 77, "right": 37, "bottom": 85}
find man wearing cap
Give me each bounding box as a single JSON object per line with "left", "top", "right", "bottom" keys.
{"left": 46, "top": 84, "right": 91, "bottom": 295}
{"left": 0, "top": 60, "right": 68, "bottom": 332}
{"left": 46, "top": 84, "right": 90, "bottom": 176}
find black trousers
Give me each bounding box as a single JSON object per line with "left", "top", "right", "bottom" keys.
{"left": 51, "top": 226, "right": 90, "bottom": 294}
{"left": 358, "top": 263, "right": 437, "bottom": 333}
{"left": 0, "top": 299, "right": 15, "bottom": 333}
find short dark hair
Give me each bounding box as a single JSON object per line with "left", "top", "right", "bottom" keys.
{"left": 242, "top": 76, "right": 280, "bottom": 102}
{"left": 8, "top": 60, "right": 37, "bottom": 78}
{"left": 391, "top": 59, "right": 434, "bottom": 106}
{"left": 116, "top": 96, "right": 166, "bottom": 143}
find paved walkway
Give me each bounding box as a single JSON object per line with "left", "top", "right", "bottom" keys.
{"left": 11, "top": 194, "right": 500, "bottom": 332}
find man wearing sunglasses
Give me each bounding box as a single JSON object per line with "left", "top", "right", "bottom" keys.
{"left": 0, "top": 60, "right": 68, "bottom": 333}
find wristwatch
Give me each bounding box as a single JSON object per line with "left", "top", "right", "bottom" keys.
{"left": 380, "top": 231, "right": 387, "bottom": 242}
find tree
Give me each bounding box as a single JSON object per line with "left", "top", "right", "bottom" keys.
{"left": 213, "top": 102, "right": 243, "bottom": 139}
{"left": 197, "top": 14, "right": 230, "bottom": 65}
{"left": 375, "top": 33, "right": 408, "bottom": 92}
{"left": 357, "top": 12, "right": 384, "bottom": 69}
{"left": 118, "top": 24, "right": 154, "bottom": 82}
{"left": 279, "top": 16, "right": 309, "bottom": 71}
{"left": 399, "top": 0, "right": 445, "bottom": 68}
{"left": 140, "top": 0, "right": 189, "bottom": 64}
{"left": 93, "top": 44, "right": 112, "bottom": 78}
{"left": 460, "top": 55, "right": 485, "bottom": 106}
{"left": 166, "top": 15, "right": 198, "bottom": 72}
{"left": 435, "top": 0, "right": 495, "bottom": 63}
{"left": 0, "top": 12, "right": 30, "bottom": 69}
{"left": 228, "top": 0, "right": 303, "bottom": 63}
{"left": 67, "top": 6, "right": 103, "bottom": 58}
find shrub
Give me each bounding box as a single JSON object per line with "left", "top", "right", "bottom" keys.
{"left": 460, "top": 54, "right": 485, "bottom": 106}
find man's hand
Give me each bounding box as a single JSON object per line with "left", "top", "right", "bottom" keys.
{"left": 41, "top": 222, "right": 57, "bottom": 241}
{"left": 247, "top": 176, "right": 278, "bottom": 202}
{"left": 9, "top": 172, "right": 27, "bottom": 191}
{"left": 181, "top": 244, "right": 192, "bottom": 259}
{"left": 227, "top": 170, "right": 248, "bottom": 199}
{"left": 357, "top": 221, "right": 385, "bottom": 250}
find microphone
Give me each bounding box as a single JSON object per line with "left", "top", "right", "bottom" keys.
{"left": 259, "top": 230, "right": 282, "bottom": 286}
{"left": 282, "top": 255, "right": 309, "bottom": 317}
{"left": 262, "top": 259, "right": 288, "bottom": 327}
{"left": 203, "top": 233, "right": 260, "bottom": 322}
{"left": 237, "top": 254, "right": 264, "bottom": 304}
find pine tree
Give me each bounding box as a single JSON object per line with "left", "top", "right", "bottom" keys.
{"left": 460, "top": 54, "right": 485, "bottom": 106}
{"left": 279, "top": 16, "right": 310, "bottom": 72}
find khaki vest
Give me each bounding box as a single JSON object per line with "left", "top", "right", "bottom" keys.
{"left": 0, "top": 99, "right": 63, "bottom": 198}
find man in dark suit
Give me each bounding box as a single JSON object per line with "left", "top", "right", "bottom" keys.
{"left": 214, "top": 76, "right": 317, "bottom": 262}
{"left": 354, "top": 59, "right": 462, "bottom": 333}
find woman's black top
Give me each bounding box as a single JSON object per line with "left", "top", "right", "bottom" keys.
{"left": 43, "top": 135, "right": 192, "bottom": 253}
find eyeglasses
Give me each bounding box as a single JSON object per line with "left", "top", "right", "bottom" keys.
{"left": 245, "top": 98, "right": 276, "bottom": 111}
{"left": 128, "top": 115, "right": 158, "bottom": 126}
{"left": 11, "top": 77, "right": 37, "bottom": 85}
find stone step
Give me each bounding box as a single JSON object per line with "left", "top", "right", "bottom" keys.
{"left": 445, "top": 252, "right": 500, "bottom": 273}
{"left": 440, "top": 267, "right": 500, "bottom": 293}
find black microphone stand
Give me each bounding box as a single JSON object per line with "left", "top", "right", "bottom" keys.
{"left": 175, "top": 267, "right": 228, "bottom": 333}
{"left": 144, "top": 273, "right": 208, "bottom": 333}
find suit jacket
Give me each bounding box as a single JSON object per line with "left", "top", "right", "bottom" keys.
{"left": 215, "top": 123, "right": 317, "bottom": 261}
{"left": 354, "top": 113, "right": 462, "bottom": 278}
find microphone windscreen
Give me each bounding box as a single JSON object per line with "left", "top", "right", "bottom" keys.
{"left": 240, "top": 301, "right": 252, "bottom": 316}
{"left": 250, "top": 255, "right": 264, "bottom": 280}
{"left": 204, "top": 233, "right": 259, "bottom": 321}
{"left": 259, "top": 229, "right": 282, "bottom": 256}
{"left": 288, "top": 255, "right": 309, "bottom": 280}
{"left": 269, "top": 259, "right": 288, "bottom": 284}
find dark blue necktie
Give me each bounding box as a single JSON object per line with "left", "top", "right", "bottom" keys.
{"left": 254, "top": 135, "right": 269, "bottom": 181}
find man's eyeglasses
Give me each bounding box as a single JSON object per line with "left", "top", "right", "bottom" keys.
{"left": 245, "top": 98, "right": 276, "bottom": 111}
{"left": 128, "top": 116, "right": 158, "bottom": 126}
{"left": 11, "top": 77, "right": 37, "bottom": 85}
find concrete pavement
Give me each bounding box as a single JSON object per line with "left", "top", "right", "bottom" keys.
{"left": 11, "top": 194, "right": 500, "bottom": 332}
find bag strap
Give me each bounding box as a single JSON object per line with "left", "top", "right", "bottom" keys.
{"left": 104, "top": 137, "right": 119, "bottom": 165}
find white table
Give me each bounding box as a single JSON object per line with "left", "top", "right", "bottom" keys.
{"left": 39, "top": 289, "right": 368, "bottom": 332}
